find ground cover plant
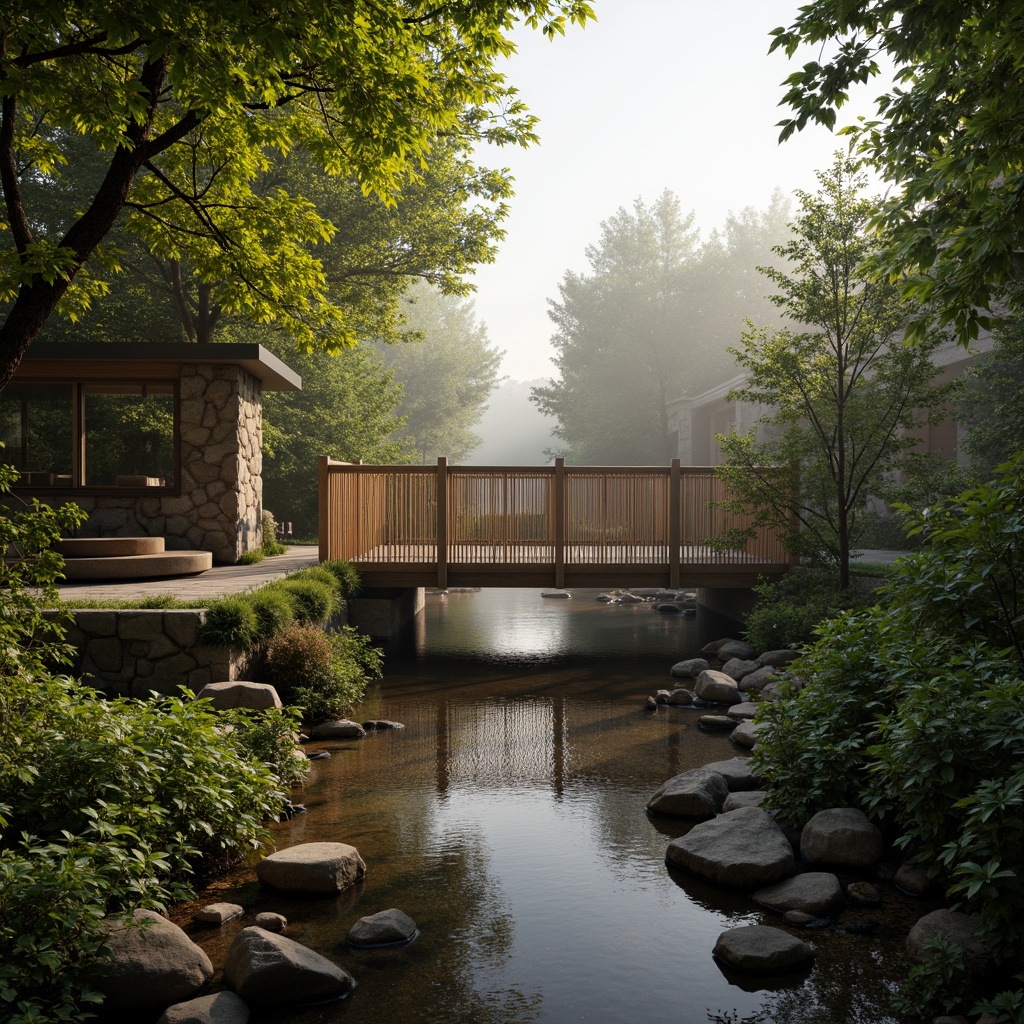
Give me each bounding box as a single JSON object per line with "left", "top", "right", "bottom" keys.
{"left": 751, "top": 455, "right": 1024, "bottom": 1019}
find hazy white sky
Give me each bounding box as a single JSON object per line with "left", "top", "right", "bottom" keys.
{"left": 469, "top": 0, "right": 888, "bottom": 382}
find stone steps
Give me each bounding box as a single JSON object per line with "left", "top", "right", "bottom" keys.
{"left": 57, "top": 537, "right": 213, "bottom": 580}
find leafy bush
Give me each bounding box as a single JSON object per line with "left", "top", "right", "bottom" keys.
{"left": 247, "top": 587, "right": 296, "bottom": 637}
{"left": 318, "top": 559, "right": 362, "bottom": 598}
{"left": 752, "top": 457, "right": 1024, "bottom": 1016}
{"left": 742, "top": 567, "right": 874, "bottom": 651}
{"left": 278, "top": 576, "right": 338, "bottom": 624}
{"left": 221, "top": 705, "right": 309, "bottom": 791}
{"left": 263, "top": 624, "right": 378, "bottom": 724}
{"left": 198, "top": 596, "right": 260, "bottom": 648}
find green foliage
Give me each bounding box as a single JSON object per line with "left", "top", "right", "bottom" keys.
{"left": 771, "top": 0, "right": 1024, "bottom": 345}
{"left": 742, "top": 568, "right": 873, "bottom": 652}
{"left": 892, "top": 934, "right": 973, "bottom": 1019}
{"left": 247, "top": 588, "right": 297, "bottom": 639}
{"left": 279, "top": 572, "right": 342, "bottom": 624}
{"left": 220, "top": 706, "right": 309, "bottom": 792}
{"left": 532, "top": 191, "right": 791, "bottom": 464}
{"left": 318, "top": 559, "right": 363, "bottom": 599}
{"left": 262, "top": 624, "right": 378, "bottom": 724}
{"left": 0, "top": 0, "right": 594, "bottom": 385}
{"left": 198, "top": 596, "right": 260, "bottom": 649}
{"left": 753, "top": 457, "right": 1024, "bottom": 1010}
{"left": 717, "top": 155, "right": 948, "bottom": 587}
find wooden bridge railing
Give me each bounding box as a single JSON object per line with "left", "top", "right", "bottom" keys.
{"left": 318, "top": 457, "right": 793, "bottom": 589}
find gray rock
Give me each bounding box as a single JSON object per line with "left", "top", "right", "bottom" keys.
{"left": 757, "top": 649, "right": 801, "bottom": 668}
{"left": 254, "top": 912, "right": 288, "bottom": 933}
{"left": 727, "top": 702, "right": 758, "bottom": 721}
{"left": 196, "top": 681, "right": 282, "bottom": 711}
{"left": 645, "top": 695, "right": 659, "bottom": 711}
{"left": 666, "top": 688, "right": 695, "bottom": 706}
{"left": 800, "top": 808, "right": 884, "bottom": 867}
{"left": 783, "top": 910, "right": 826, "bottom": 928}
{"left": 256, "top": 842, "right": 366, "bottom": 894}
{"left": 702, "top": 757, "right": 761, "bottom": 791}
{"left": 723, "top": 790, "right": 768, "bottom": 812}
{"left": 309, "top": 719, "right": 366, "bottom": 739}
{"left": 738, "top": 665, "right": 780, "bottom": 693}
{"left": 730, "top": 721, "right": 765, "bottom": 749}
{"left": 654, "top": 689, "right": 672, "bottom": 704}
{"left": 693, "top": 669, "right": 741, "bottom": 705}
{"left": 846, "top": 881, "right": 882, "bottom": 906}
{"left": 698, "top": 714, "right": 736, "bottom": 731}
{"left": 700, "top": 638, "right": 733, "bottom": 657}
{"left": 224, "top": 927, "right": 354, "bottom": 1003}
{"left": 647, "top": 769, "right": 729, "bottom": 819}
{"left": 666, "top": 806, "right": 796, "bottom": 887}
{"left": 194, "top": 902, "right": 244, "bottom": 925}
{"left": 906, "top": 909, "right": 988, "bottom": 967}
{"left": 753, "top": 872, "right": 845, "bottom": 916}
{"left": 346, "top": 908, "right": 418, "bottom": 947}
{"left": 361, "top": 719, "right": 405, "bottom": 731}
{"left": 895, "top": 864, "right": 934, "bottom": 895}
{"left": 717, "top": 639, "right": 757, "bottom": 661}
{"left": 713, "top": 924, "right": 813, "bottom": 972}
{"left": 670, "top": 658, "right": 710, "bottom": 678}
{"left": 89, "top": 910, "right": 213, "bottom": 1010}
{"left": 720, "top": 658, "right": 760, "bottom": 681}
{"left": 157, "top": 992, "right": 249, "bottom": 1024}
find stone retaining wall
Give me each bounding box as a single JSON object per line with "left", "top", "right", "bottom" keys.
{"left": 51, "top": 609, "right": 251, "bottom": 698}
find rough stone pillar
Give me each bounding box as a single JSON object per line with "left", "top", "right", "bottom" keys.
{"left": 169, "top": 364, "right": 263, "bottom": 563}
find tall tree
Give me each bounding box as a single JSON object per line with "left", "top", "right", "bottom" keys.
{"left": 0, "top": 0, "right": 594, "bottom": 389}
{"left": 378, "top": 284, "right": 505, "bottom": 464}
{"left": 717, "top": 156, "right": 949, "bottom": 588}
{"left": 771, "top": 1, "right": 1024, "bottom": 343}
{"left": 532, "top": 192, "right": 788, "bottom": 464}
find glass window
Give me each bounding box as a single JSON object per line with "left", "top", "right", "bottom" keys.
{"left": 0, "top": 383, "right": 74, "bottom": 487}
{"left": 83, "top": 384, "right": 175, "bottom": 488}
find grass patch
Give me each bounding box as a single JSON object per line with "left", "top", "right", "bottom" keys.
{"left": 849, "top": 560, "right": 899, "bottom": 579}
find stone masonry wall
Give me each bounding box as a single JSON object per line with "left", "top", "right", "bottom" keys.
{"left": 52, "top": 609, "right": 252, "bottom": 698}
{"left": 68, "top": 364, "right": 264, "bottom": 563}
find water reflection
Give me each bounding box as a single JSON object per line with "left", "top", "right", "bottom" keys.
{"left": 172, "top": 590, "right": 912, "bottom": 1024}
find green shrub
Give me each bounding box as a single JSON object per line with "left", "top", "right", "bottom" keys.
{"left": 262, "top": 624, "right": 376, "bottom": 724}
{"left": 318, "top": 559, "right": 362, "bottom": 598}
{"left": 236, "top": 548, "right": 265, "bottom": 565}
{"left": 278, "top": 577, "right": 338, "bottom": 624}
{"left": 247, "top": 587, "right": 296, "bottom": 637}
{"left": 221, "top": 705, "right": 309, "bottom": 791}
{"left": 199, "top": 596, "right": 260, "bottom": 648}
{"left": 742, "top": 567, "right": 874, "bottom": 651}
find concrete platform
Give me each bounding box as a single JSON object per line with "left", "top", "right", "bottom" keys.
{"left": 62, "top": 550, "right": 214, "bottom": 580}
{"left": 56, "top": 537, "right": 166, "bottom": 558}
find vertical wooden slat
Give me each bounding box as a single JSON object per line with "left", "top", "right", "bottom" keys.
{"left": 669, "top": 459, "right": 681, "bottom": 587}
{"left": 437, "top": 457, "right": 448, "bottom": 589}
{"left": 554, "top": 458, "right": 565, "bottom": 587}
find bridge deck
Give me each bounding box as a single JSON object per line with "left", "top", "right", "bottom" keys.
{"left": 319, "top": 458, "right": 794, "bottom": 589}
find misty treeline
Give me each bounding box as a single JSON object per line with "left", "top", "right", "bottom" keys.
{"left": 31, "top": 136, "right": 504, "bottom": 536}
{"left": 531, "top": 190, "right": 791, "bottom": 464}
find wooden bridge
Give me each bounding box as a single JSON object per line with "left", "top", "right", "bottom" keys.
{"left": 318, "top": 457, "right": 793, "bottom": 590}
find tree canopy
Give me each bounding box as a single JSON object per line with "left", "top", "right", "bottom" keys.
{"left": 532, "top": 191, "right": 790, "bottom": 464}
{"left": 717, "top": 156, "right": 948, "bottom": 588}
{"left": 0, "top": 0, "right": 593, "bottom": 389}
{"left": 771, "top": 0, "right": 1024, "bottom": 342}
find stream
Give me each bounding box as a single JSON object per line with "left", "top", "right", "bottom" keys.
{"left": 173, "top": 588, "right": 930, "bottom": 1024}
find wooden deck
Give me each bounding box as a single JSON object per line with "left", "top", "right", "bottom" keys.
{"left": 318, "top": 458, "right": 793, "bottom": 589}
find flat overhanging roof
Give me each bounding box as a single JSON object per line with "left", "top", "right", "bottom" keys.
{"left": 15, "top": 342, "right": 302, "bottom": 391}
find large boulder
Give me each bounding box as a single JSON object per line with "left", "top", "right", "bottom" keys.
{"left": 720, "top": 658, "right": 760, "bottom": 682}
{"left": 671, "top": 658, "right": 709, "bottom": 678}
{"left": 727, "top": 702, "right": 758, "bottom": 721}
{"left": 256, "top": 842, "right": 366, "bottom": 894}
{"left": 196, "top": 681, "right": 282, "bottom": 711}
{"left": 752, "top": 872, "right": 845, "bottom": 917}
{"left": 800, "top": 808, "right": 883, "bottom": 867}
{"left": 665, "top": 688, "right": 695, "bottom": 706}
{"left": 666, "top": 806, "right": 796, "bottom": 887}
{"left": 646, "top": 769, "right": 729, "bottom": 819}
{"left": 346, "top": 908, "right": 418, "bottom": 948}
{"left": 717, "top": 639, "right": 757, "bottom": 662}
{"left": 738, "top": 665, "right": 780, "bottom": 693}
{"left": 224, "top": 927, "right": 354, "bottom": 1003}
{"left": 906, "top": 909, "right": 988, "bottom": 968}
{"left": 157, "top": 992, "right": 250, "bottom": 1024}
{"left": 722, "top": 790, "right": 768, "bottom": 812}
{"left": 694, "top": 670, "right": 742, "bottom": 705}
{"left": 309, "top": 719, "right": 366, "bottom": 739}
{"left": 730, "top": 721, "right": 765, "bottom": 749}
{"left": 757, "top": 650, "right": 801, "bottom": 669}
{"left": 702, "top": 757, "right": 761, "bottom": 791}
{"left": 714, "top": 925, "right": 813, "bottom": 972}
{"left": 89, "top": 910, "right": 213, "bottom": 1010}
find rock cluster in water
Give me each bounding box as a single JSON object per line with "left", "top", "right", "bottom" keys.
{"left": 646, "top": 635, "right": 994, "bottom": 993}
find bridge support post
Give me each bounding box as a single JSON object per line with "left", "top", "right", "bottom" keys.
{"left": 669, "top": 458, "right": 681, "bottom": 589}
{"left": 436, "top": 456, "right": 448, "bottom": 590}
{"left": 554, "top": 457, "right": 565, "bottom": 589}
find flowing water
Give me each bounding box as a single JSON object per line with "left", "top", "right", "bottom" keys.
{"left": 173, "top": 589, "right": 928, "bottom": 1024}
